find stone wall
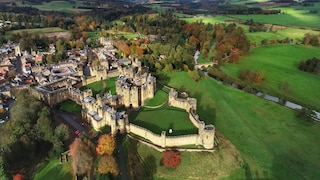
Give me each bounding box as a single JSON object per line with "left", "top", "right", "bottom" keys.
{"left": 129, "top": 123, "right": 201, "bottom": 148}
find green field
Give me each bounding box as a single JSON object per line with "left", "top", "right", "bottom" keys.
{"left": 6, "top": 27, "right": 67, "bottom": 37}
{"left": 87, "top": 31, "right": 101, "bottom": 39}
{"left": 180, "top": 15, "right": 233, "bottom": 24}
{"left": 80, "top": 77, "right": 117, "bottom": 97}
{"left": 156, "top": 71, "right": 320, "bottom": 179}
{"left": 244, "top": 25, "right": 320, "bottom": 44}
{"left": 16, "top": 0, "right": 89, "bottom": 13}
{"left": 102, "top": 29, "right": 138, "bottom": 39}
{"left": 228, "top": 5, "right": 320, "bottom": 29}
{"left": 33, "top": 159, "right": 73, "bottom": 180}
{"left": 221, "top": 44, "right": 320, "bottom": 110}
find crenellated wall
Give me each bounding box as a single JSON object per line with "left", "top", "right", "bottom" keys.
{"left": 129, "top": 88, "right": 215, "bottom": 149}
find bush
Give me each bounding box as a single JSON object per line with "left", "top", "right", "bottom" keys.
{"left": 161, "top": 149, "right": 181, "bottom": 168}
{"left": 295, "top": 108, "right": 316, "bottom": 123}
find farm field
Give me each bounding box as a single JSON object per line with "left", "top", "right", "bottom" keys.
{"left": 15, "top": 0, "right": 89, "bottom": 13}
{"left": 228, "top": 5, "right": 320, "bottom": 29}
{"left": 179, "top": 15, "right": 319, "bottom": 44}
{"left": 5, "top": 27, "right": 69, "bottom": 39}
{"left": 101, "top": 29, "right": 138, "bottom": 39}
{"left": 33, "top": 159, "right": 73, "bottom": 180}
{"left": 220, "top": 44, "right": 320, "bottom": 110}
{"left": 157, "top": 71, "right": 320, "bottom": 179}
{"left": 243, "top": 26, "right": 319, "bottom": 44}
{"left": 180, "top": 15, "right": 233, "bottom": 24}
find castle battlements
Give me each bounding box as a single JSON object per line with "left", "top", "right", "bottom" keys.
{"left": 31, "top": 55, "right": 215, "bottom": 149}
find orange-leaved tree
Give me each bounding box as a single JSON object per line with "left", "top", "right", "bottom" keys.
{"left": 96, "top": 134, "right": 115, "bottom": 156}
{"left": 161, "top": 149, "right": 181, "bottom": 168}
{"left": 69, "top": 138, "right": 96, "bottom": 179}
{"left": 97, "top": 154, "right": 119, "bottom": 176}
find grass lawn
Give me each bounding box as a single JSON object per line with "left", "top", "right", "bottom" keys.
{"left": 129, "top": 105, "right": 198, "bottom": 136}
{"left": 59, "top": 99, "right": 81, "bottom": 113}
{"left": 157, "top": 71, "right": 320, "bottom": 179}
{"left": 33, "top": 159, "right": 73, "bottom": 180}
{"left": 87, "top": 31, "right": 100, "bottom": 39}
{"left": 134, "top": 131, "right": 242, "bottom": 180}
{"left": 220, "top": 44, "right": 320, "bottom": 110}
{"left": 144, "top": 87, "right": 168, "bottom": 106}
{"left": 80, "top": 77, "right": 117, "bottom": 97}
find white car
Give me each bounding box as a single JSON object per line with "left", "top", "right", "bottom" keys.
{"left": 0, "top": 120, "right": 5, "bottom": 124}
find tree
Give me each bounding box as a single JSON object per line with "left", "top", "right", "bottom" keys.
{"left": 70, "top": 138, "right": 96, "bottom": 179}
{"left": 161, "top": 149, "right": 181, "bottom": 168}
{"left": 54, "top": 124, "right": 70, "bottom": 142}
{"left": 96, "top": 134, "right": 115, "bottom": 156}
{"left": 97, "top": 155, "right": 119, "bottom": 176}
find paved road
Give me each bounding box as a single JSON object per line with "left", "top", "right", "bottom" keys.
{"left": 116, "top": 134, "right": 130, "bottom": 180}
{"left": 54, "top": 109, "right": 84, "bottom": 132}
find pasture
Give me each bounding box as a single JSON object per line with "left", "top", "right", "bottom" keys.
{"left": 180, "top": 15, "right": 233, "bottom": 24}
{"left": 15, "top": 0, "right": 89, "bottom": 13}
{"left": 179, "top": 15, "right": 319, "bottom": 44}
{"left": 5, "top": 27, "right": 69, "bottom": 39}
{"left": 156, "top": 71, "right": 320, "bottom": 179}
{"left": 101, "top": 29, "right": 138, "bottom": 39}
{"left": 228, "top": 4, "right": 320, "bottom": 29}
{"left": 220, "top": 44, "right": 320, "bottom": 110}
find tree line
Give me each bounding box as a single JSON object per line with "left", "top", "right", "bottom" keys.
{"left": 0, "top": 90, "right": 70, "bottom": 179}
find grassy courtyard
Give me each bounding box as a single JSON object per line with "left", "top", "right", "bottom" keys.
{"left": 220, "top": 44, "right": 320, "bottom": 110}
{"left": 129, "top": 88, "right": 197, "bottom": 136}
{"left": 157, "top": 71, "right": 320, "bottom": 179}
{"left": 129, "top": 105, "right": 198, "bottom": 136}
{"left": 80, "top": 77, "right": 117, "bottom": 97}
{"left": 59, "top": 99, "right": 81, "bottom": 113}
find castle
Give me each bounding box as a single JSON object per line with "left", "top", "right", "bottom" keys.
{"left": 30, "top": 58, "right": 215, "bottom": 149}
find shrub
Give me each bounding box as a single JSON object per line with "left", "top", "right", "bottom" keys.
{"left": 295, "top": 108, "right": 316, "bottom": 123}
{"left": 161, "top": 149, "right": 181, "bottom": 168}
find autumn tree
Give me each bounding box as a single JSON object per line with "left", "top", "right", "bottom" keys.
{"left": 96, "top": 134, "right": 115, "bottom": 156}
{"left": 70, "top": 138, "right": 96, "bottom": 179}
{"left": 97, "top": 155, "right": 119, "bottom": 176}
{"left": 161, "top": 149, "right": 181, "bottom": 168}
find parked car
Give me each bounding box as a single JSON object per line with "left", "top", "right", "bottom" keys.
{"left": 75, "top": 130, "right": 82, "bottom": 136}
